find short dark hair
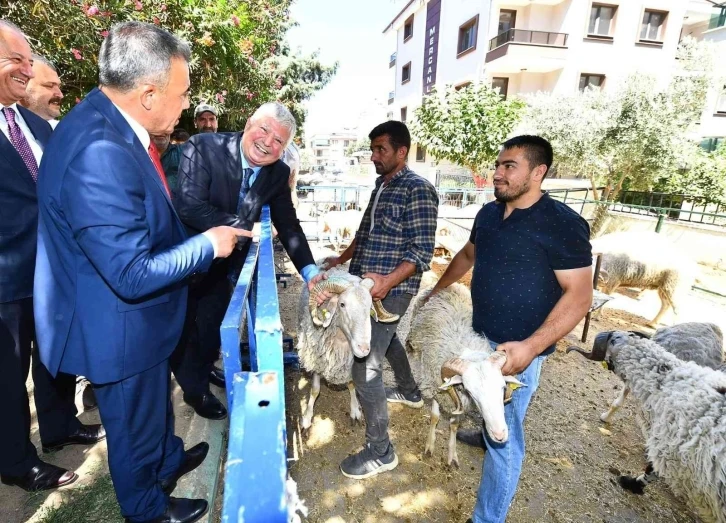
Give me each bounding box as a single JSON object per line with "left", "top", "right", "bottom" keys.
{"left": 501, "top": 135, "right": 554, "bottom": 178}
{"left": 369, "top": 121, "right": 411, "bottom": 154}
{"left": 170, "top": 127, "right": 190, "bottom": 142}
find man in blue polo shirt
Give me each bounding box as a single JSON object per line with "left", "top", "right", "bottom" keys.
{"left": 428, "top": 135, "right": 592, "bottom": 523}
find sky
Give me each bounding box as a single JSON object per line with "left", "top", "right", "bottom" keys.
{"left": 285, "top": 0, "right": 406, "bottom": 138}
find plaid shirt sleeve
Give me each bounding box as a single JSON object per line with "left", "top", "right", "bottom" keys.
{"left": 401, "top": 181, "right": 439, "bottom": 272}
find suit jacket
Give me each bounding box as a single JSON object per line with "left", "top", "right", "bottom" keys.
{"left": 174, "top": 132, "right": 314, "bottom": 277}
{"left": 0, "top": 106, "right": 52, "bottom": 303}
{"left": 34, "top": 88, "right": 215, "bottom": 384}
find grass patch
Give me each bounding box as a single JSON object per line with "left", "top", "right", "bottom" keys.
{"left": 35, "top": 474, "right": 124, "bottom": 523}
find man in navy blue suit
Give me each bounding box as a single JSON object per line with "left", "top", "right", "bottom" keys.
{"left": 34, "top": 22, "right": 249, "bottom": 523}
{"left": 0, "top": 19, "right": 106, "bottom": 493}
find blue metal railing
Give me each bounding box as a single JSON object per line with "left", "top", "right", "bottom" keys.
{"left": 220, "top": 206, "right": 289, "bottom": 522}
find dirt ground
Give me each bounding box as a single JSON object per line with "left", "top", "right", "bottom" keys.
{"left": 283, "top": 246, "right": 726, "bottom": 523}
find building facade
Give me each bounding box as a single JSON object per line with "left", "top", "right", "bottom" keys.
{"left": 383, "top": 0, "right": 726, "bottom": 180}
{"left": 308, "top": 131, "right": 358, "bottom": 170}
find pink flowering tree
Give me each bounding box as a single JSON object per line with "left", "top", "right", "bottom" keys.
{"left": 2, "top": 0, "right": 335, "bottom": 132}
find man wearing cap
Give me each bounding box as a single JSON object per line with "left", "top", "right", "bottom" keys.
{"left": 194, "top": 103, "right": 217, "bottom": 134}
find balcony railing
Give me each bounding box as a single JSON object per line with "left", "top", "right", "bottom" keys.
{"left": 388, "top": 91, "right": 394, "bottom": 104}
{"left": 389, "top": 52, "right": 396, "bottom": 68}
{"left": 488, "top": 28, "right": 568, "bottom": 51}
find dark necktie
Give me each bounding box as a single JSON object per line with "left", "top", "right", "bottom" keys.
{"left": 147, "top": 141, "right": 171, "bottom": 198}
{"left": 237, "top": 167, "right": 254, "bottom": 214}
{"left": 2, "top": 107, "right": 39, "bottom": 182}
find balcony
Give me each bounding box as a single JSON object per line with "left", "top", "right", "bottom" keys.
{"left": 486, "top": 29, "right": 568, "bottom": 73}
{"left": 501, "top": 0, "right": 567, "bottom": 4}
{"left": 389, "top": 52, "right": 396, "bottom": 68}
{"left": 388, "top": 91, "right": 395, "bottom": 104}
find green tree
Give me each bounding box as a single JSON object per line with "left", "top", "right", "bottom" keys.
{"left": 345, "top": 137, "right": 370, "bottom": 156}
{"left": 270, "top": 45, "right": 338, "bottom": 131}
{"left": 2, "top": 0, "right": 335, "bottom": 132}
{"left": 654, "top": 143, "right": 726, "bottom": 202}
{"left": 408, "top": 82, "right": 525, "bottom": 187}
{"left": 523, "top": 37, "right": 721, "bottom": 236}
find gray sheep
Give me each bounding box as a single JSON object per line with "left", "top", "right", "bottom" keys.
{"left": 599, "top": 322, "right": 724, "bottom": 424}
{"left": 405, "top": 283, "right": 523, "bottom": 467}
{"left": 590, "top": 231, "right": 697, "bottom": 327}
{"left": 568, "top": 330, "right": 726, "bottom": 522}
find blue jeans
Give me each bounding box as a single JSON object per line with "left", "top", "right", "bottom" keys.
{"left": 473, "top": 343, "right": 546, "bottom": 523}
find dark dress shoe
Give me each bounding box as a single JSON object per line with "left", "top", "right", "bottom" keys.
{"left": 456, "top": 428, "right": 487, "bottom": 450}
{"left": 82, "top": 382, "right": 98, "bottom": 411}
{"left": 183, "top": 393, "right": 227, "bottom": 420}
{"left": 160, "top": 442, "right": 210, "bottom": 494}
{"left": 43, "top": 423, "right": 106, "bottom": 453}
{"left": 1, "top": 461, "right": 78, "bottom": 491}
{"left": 208, "top": 367, "right": 225, "bottom": 388}
{"left": 125, "top": 497, "right": 208, "bottom": 523}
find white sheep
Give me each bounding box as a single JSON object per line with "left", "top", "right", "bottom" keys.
{"left": 599, "top": 322, "right": 724, "bottom": 424}
{"left": 296, "top": 267, "right": 375, "bottom": 430}
{"left": 319, "top": 209, "right": 363, "bottom": 252}
{"left": 568, "top": 330, "right": 726, "bottom": 523}
{"left": 405, "top": 283, "right": 524, "bottom": 467}
{"left": 590, "top": 231, "right": 698, "bottom": 326}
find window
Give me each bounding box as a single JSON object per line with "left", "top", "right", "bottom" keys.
{"left": 498, "top": 10, "right": 516, "bottom": 34}
{"left": 416, "top": 145, "right": 426, "bottom": 162}
{"left": 404, "top": 15, "right": 414, "bottom": 42}
{"left": 492, "top": 77, "right": 509, "bottom": 99}
{"left": 457, "top": 15, "right": 479, "bottom": 56}
{"left": 589, "top": 4, "right": 615, "bottom": 37}
{"left": 700, "top": 137, "right": 724, "bottom": 152}
{"left": 401, "top": 62, "right": 411, "bottom": 84}
{"left": 344, "top": 140, "right": 350, "bottom": 147}
{"left": 717, "top": 89, "right": 726, "bottom": 114}
{"left": 316, "top": 150, "right": 323, "bottom": 157}
{"left": 579, "top": 74, "right": 605, "bottom": 91}
{"left": 400, "top": 107, "right": 407, "bottom": 123}
{"left": 640, "top": 10, "right": 667, "bottom": 42}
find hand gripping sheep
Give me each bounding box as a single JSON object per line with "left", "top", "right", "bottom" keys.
{"left": 568, "top": 330, "right": 726, "bottom": 522}
{"left": 406, "top": 284, "right": 524, "bottom": 467}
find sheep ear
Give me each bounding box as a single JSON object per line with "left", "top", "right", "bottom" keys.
{"left": 488, "top": 351, "right": 506, "bottom": 369}
{"left": 439, "top": 375, "right": 463, "bottom": 390}
{"left": 504, "top": 375, "right": 526, "bottom": 389}
{"left": 322, "top": 295, "right": 340, "bottom": 328}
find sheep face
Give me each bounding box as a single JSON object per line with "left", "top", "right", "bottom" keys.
{"left": 440, "top": 351, "right": 524, "bottom": 443}
{"left": 321, "top": 280, "right": 374, "bottom": 359}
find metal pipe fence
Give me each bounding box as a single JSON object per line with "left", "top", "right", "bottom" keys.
{"left": 220, "top": 205, "right": 292, "bottom": 522}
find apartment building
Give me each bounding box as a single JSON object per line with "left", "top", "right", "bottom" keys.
{"left": 383, "top": 0, "right": 726, "bottom": 179}
{"left": 308, "top": 131, "right": 358, "bottom": 170}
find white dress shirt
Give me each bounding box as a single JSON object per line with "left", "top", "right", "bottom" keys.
{"left": 0, "top": 102, "right": 44, "bottom": 165}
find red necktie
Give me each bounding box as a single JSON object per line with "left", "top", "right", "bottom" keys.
{"left": 147, "top": 141, "right": 171, "bottom": 198}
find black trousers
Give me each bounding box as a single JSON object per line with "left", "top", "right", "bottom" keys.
{"left": 170, "top": 271, "right": 232, "bottom": 398}
{"left": 0, "top": 298, "right": 80, "bottom": 476}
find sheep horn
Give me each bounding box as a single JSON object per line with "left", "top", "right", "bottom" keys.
{"left": 566, "top": 331, "right": 613, "bottom": 361}
{"left": 372, "top": 300, "right": 400, "bottom": 324}
{"left": 308, "top": 278, "right": 352, "bottom": 326}
{"left": 441, "top": 358, "right": 469, "bottom": 381}
{"left": 441, "top": 358, "right": 468, "bottom": 415}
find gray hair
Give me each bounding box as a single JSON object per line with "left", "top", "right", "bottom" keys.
{"left": 98, "top": 21, "right": 190, "bottom": 92}
{"left": 31, "top": 54, "right": 57, "bottom": 72}
{"left": 0, "top": 19, "right": 28, "bottom": 48}
{"left": 250, "top": 102, "right": 297, "bottom": 145}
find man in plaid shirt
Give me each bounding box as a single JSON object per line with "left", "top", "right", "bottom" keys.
{"left": 325, "top": 121, "right": 438, "bottom": 479}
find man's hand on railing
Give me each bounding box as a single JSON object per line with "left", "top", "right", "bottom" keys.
{"left": 203, "top": 226, "right": 253, "bottom": 258}
{"left": 308, "top": 272, "right": 332, "bottom": 305}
